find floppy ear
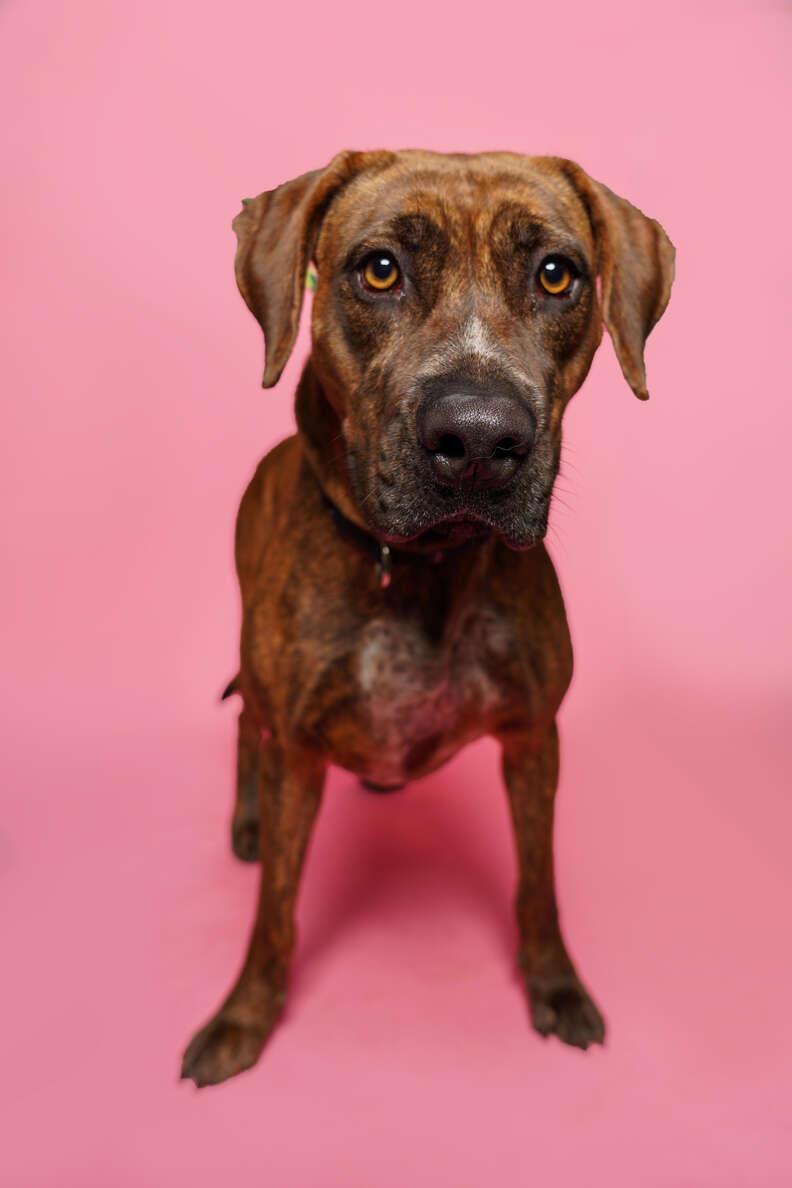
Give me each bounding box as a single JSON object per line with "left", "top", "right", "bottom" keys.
{"left": 232, "top": 150, "right": 394, "bottom": 388}
{"left": 554, "top": 161, "right": 675, "bottom": 400}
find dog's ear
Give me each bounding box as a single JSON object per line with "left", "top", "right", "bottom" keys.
{"left": 232, "top": 150, "right": 394, "bottom": 388}
{"left": 553, "top": 161, "right": 675, "bottom": 400}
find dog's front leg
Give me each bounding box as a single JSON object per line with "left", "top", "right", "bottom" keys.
{"left": 181, "top": 740, "right": 325, "bottom": 1087}
{"left": 500, "top": 723, "right": 606, "bottom": 1051}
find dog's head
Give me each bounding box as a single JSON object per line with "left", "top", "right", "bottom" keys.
{"left": 233, "top": 150, "right": 674, "bottom": 549}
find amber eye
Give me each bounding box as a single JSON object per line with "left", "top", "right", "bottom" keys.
{"left": 538, "top": 257, "right": 573, "bottom": 295}
{"left": 362, "top": 253, "right": 400, "bottom": 292}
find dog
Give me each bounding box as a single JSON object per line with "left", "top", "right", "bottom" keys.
{"left": 180, "top": 150, "right": 674, "bottom": 1087}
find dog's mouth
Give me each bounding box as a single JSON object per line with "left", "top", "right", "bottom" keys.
{"left": 420, "top": 515, "right": 493, "bottom": 545}
{"left": 377, "top": 512, "right": 492, "bottom": 550}
{"left": 351, "top": 446, "right": 554, "bottom": 553}
{"left": 386, "top": 512, "right": 540, "bottom": 552}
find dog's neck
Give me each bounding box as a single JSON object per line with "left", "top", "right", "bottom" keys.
{"left": 294, "top": 359, "right": 365, "bottom": 531}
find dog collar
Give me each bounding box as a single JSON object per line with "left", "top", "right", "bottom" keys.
{"left": 321, "top": 494, "right": 444, "bottom": 589}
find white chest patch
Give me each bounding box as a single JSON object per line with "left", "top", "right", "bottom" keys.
{"left": 355, "top": 615, "right": 502, "bottom": 784}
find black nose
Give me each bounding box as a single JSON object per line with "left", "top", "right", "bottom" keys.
{"left": 418, "top": 391, "right": 535, "bottom": 489}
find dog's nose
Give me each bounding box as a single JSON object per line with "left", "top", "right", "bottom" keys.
{"left": 418, "top": 392, "right": 535, "bottom": 488}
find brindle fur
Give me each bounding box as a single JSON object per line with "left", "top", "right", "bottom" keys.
{"left": 181, "top": 150, "right": 674, "bottom": 1087}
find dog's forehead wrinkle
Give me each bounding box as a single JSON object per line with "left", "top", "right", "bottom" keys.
{"left": 352, "top": 205, "right": 447, "bottom": 242}
{"left": 390, "top": 210, "right": 444, "bottom": 247}
{"left": 346, "top": 161, "right": 555, "bottom": 225}
{"left": 332, "top": 172, "right": 586, "bottom": 276}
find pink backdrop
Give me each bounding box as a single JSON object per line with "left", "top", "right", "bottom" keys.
{"left": 2, "top": 1, "right": 791, "bottom": 1184}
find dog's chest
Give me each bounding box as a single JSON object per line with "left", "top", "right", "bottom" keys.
{"left": 348, "top": 610, "right": 508, "bottom": 783}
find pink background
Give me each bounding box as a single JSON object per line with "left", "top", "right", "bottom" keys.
{"left": 2, "top": 1, "right": 791, "bottom": 1184}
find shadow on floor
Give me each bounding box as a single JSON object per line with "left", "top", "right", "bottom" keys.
{"left": 291, "top": 760, "right": 519, "bottom": 993}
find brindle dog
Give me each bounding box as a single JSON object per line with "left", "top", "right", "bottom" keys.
{"left": 181, "top": 150, "right": 674, "bottom": 1087}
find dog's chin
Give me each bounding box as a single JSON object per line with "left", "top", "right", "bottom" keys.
{"left": 355, "top": 471, "right": 553, "bottom": 553}
{"left": 382, "top": 514, "right": 545, "bottom": 552}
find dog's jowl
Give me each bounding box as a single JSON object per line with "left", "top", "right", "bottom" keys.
{"left": 181, "top": 150, "right": 674, "bottom": 1087}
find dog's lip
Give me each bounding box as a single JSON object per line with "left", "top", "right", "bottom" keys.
{"left": 381, "top": 512, "right": 543, "bottom": 552}
{"left": 383, "top": 513, "right": 498, "bottom": 549}
{"left": 431, "top": 519, "right": 491, "bottom": 543}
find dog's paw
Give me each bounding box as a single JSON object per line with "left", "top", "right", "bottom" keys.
{"left": 180, "top": 1010, "right": 278, "bottom": 1088}
{"left": 526, "top": 974, "right": 606, "bottom": 1050}
{"left": 231, "top": 817, "right": 259, "bottom": 863}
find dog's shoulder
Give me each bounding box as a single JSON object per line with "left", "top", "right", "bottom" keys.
{"left": 487, "top": 542, "right": 573, "bottom": 705}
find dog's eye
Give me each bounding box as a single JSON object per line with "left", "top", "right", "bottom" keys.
{"left": 361, "top": 253, "right": 401, "bottom": 292}
{"left": 538, "top": 257, "right": 573, "bottom": 296}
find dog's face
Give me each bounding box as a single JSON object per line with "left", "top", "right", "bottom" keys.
{"left": 233, "top": 151, "right": 674, "bottom": 548}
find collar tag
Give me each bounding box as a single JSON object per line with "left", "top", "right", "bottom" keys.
{"left": 376, "top": 543, "right": 392, "bottom": 589}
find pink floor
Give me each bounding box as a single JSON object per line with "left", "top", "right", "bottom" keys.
{"left": 3, "top": 1, "right": 791, "bottom": 1184}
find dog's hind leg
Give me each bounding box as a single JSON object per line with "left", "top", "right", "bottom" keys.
{"left": 182, "top": 740, "right": 325, "bottom": 1087}
{"left": 231, "top": 703, "right": 263, "bottom": 862}
{"left": 500, "top": 722, "right": 606, "bottom": 1051}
